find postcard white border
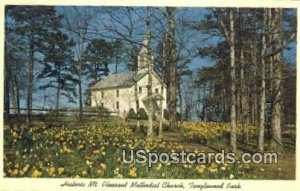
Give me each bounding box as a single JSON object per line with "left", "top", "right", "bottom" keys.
{"left": 0, "top": 0, "right": 299, "bottom": 191}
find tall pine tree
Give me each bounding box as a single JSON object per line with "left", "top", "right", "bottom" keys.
{"left": 9, "top": 6, "right": 62, "bottom": 125}
{"left": 38, "top": 30, "right": 76, "bottom": 119}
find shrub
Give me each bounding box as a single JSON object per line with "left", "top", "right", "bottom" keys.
{"left": 163, "top": 109, "right": 181, "bottom": 120}
{"left": 163, "top": 109, "right": 169, "bottom": 120}
{"left": 137, "top": 108, "right": 148, "bottom": 120}
{"left": 127, "top": 108, "right": 136, "bottom": 119}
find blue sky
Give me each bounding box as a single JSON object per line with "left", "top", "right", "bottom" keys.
{"left": 15, "top": 6, "right": 296, "bottom": 110}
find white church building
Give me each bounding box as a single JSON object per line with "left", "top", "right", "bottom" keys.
{"left": 90, "top": 36, "right": 167, "bottom": 118}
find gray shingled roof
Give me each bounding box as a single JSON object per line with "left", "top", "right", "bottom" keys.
{"left": 90, "top": 71, "right": 147, "bottom": 90}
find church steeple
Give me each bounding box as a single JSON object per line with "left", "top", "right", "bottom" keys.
{"left": 137, "top": 32, "right": 153, "bottom": 73}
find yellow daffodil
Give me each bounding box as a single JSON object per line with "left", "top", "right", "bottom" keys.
{"left": 128, "top": 167, "right": 137, "bottom": 177}
{"left": 49, "top": 167, "right": 56, "bottom": 176}
{"left": 31, "top": 169, "right": 42, "bottom": 178}
{"left": 58, "top": 167, "right": 64, "bottom": 175}
{"left": 82, "top": 170, "right": 88, "bottom": 176}
{"left": 22, "top": 164, "right": 30, "bottom": 173}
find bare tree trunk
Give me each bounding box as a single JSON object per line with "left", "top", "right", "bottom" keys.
{"left": 63, "top": 7, "right": 91, "bottom": 124}
{"left": 78, "top": 58, "right": 83, "bottom": 123}
{"left": 240, "top": 50, "right": 249, "bottom": 143}
{"left": 268, "top": 8, "right": 274, "bottom": 94}
{"left": 15, "top": 76, "right": 21, "bottom": 124}
{"left": 56, "top": 66, "right": 61, "bottom": 120}
{"left": 270, "top": 8, "right": 283, "bottom": 151}
{"left": 159, "top": 33, "right": 167, "bottom": 138}
{"left": 4, "top": 9, "right": 10, "bottom": 125}
{"left": 202, "top": 83, "right": 207, "bottom": 121}
{"left": 146, "top": 7, "right": 153, "bottom": 137}
{"left": 222, "top": 85, "right": 227, "bottom": 121}
{"left": 236, "top": 9, "right": 242, "bottom": 125}
{"left": 134, "top": 82, "right": 140, "bottom": 132}
{"left": 27, "top": 35, "right": 34, "bottom": 126}
{"left": 4, "top": 53, "right": 10, "bottom": 124}
{"left": 9, "top": 74, "right": 21, "bottom": 124}
{"left": 236, "top": 87, "right": 241, "bottom": 122}
{"left": 267, "top": 8, "right": 274, "bottom": 142}
{"left": 134, "top": 40, "right": 140, "bottom": 131}
{"left": 130, "top": 43, "right": 137, "bottom": 71}
{"left": 229, "top": 9, "right": 237, "bottom": 152}
{"left": 10, "top": 79, "right": 16, "bottom": 111}
{"left": 167, "top": 7, "right": 177, "bottom": 131}
{"left": 178, "top": 76, "right": 183, "bottom": 121}
{"left": 252, "top": 93, "right": 257, "bottom": 125}
{"left": 158, "top": 85, "right": 165, "bottom": 137}
{"left": 214, "top": 8, "right": 237, "bottom": 151}
{"left": 10, "top": 74, "right": 21, "bottom": 125}
{"left": 258, "top": 8, "right": 267, "bottom": 152}
{"left": 250, "top": 48, "right": 258, "bottom": 127}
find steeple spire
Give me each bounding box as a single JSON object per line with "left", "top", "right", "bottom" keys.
{"left": 140, "top": 31, "right": 150, "bottom": 54}
{"left": 137, "top": 32, "right": 153, "bottom": 73}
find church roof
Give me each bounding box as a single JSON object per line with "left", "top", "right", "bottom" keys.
{"left": 90, "top": 33, "right": 164, "bottom": 91}
{"left": 90, "top": 71, "right": 147, "bottom": 90}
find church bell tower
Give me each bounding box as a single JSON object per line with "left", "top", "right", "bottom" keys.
{"left": 137, "top": 32, "right": 153, "bottom": 73}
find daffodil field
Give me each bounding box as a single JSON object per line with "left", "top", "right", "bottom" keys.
{"left": 3, "top": 122, "right": 291, "bottom": 179}
{"left": 180, "top": 122, "right": 256, "bottom": 145}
